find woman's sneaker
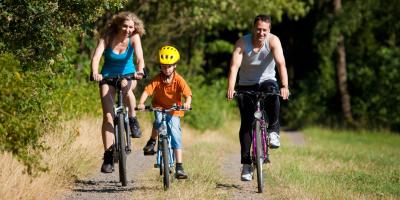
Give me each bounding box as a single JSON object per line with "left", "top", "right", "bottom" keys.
{"left": 143, "top": 139, "right": 156, "bottom": 155}
{"left": 101, "top": 149, "right": 114, "bottom": 173}
{"left": 129, "top": 117, "right": 142, "bottom": 138}
{"left": 269, "top": 132, "right": 280, "bottom": 148}
{"left": 241, "top": 164, "right": 253, "bottom": 181}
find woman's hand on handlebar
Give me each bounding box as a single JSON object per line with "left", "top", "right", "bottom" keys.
{"left": 134, "top": 71, "right": 145, "bottom": 80}
{"left": 92, "top": 73, "right": 103, "bottom": 81}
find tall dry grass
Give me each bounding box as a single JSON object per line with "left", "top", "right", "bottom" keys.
{"left": 0, "top": 117, "right": 103, "bottom": 200}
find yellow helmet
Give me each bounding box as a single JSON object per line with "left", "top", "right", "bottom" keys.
{"left": 159, "top": 45, "right": 180, "bottom": 65}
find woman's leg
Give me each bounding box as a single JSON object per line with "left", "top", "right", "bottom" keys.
{"left": 121, "top": 79, "right": 141, "bottom": 137}
{"left": 100, "top": 83, "right": 116, "bottom": 150}
{"left": 121, "top": 79, "right": 137, "bottom": 117}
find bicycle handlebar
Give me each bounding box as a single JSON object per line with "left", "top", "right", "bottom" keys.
{"left": 234, "top": 90, "right": 280, "bottom": 98}
{"left": 135, "top": 105, "right": 192, "bottom": 112}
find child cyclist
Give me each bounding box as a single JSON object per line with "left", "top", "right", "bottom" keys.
{"left": 137, "top": 45, "right": 192, "bottom": 179}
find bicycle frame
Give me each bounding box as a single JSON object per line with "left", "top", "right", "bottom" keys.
{"left": 102, "top": 73, "right": 140, "bottom": 186}
{"left": 136, "top": 105, "right": 191, "bottom": 189}
{"left": 155, "top": 111, "right": 175, "bottom": 170}
{"left": 251, "top": 99, "right": 269, "bottom": 164}
{"left": 235, "top": 90, "right": 279, "bottom": 193}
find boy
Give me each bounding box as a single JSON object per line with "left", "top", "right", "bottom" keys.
{"left": 137, "top": 45, "right": 192, "bottom": 179}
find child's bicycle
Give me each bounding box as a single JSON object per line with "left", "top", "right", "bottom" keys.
{"left": 234, "top": 90, "right": 280, "bottom": 193}
{"left": 94, "top": 73, "right": 144, "bottom": 186}
{"left": 136, "top": 104, "right": 191, "bottom": 190}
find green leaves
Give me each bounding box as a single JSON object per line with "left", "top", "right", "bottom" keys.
{"left": 0, "top": 0, "right": 126, "bottom": 67}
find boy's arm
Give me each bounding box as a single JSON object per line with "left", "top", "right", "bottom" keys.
{"left": 183, "top": 95, "right": 192, "bottom": 110}
{"left": 137, "top": 91, "right": 149, "bottom": 110}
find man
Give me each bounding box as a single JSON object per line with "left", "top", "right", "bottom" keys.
{"left": 226, "top": 14, "right": 290, "bottom": 181}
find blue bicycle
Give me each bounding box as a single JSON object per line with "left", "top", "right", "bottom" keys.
{"left": 235, "top": 90, "right": 280, "bottom": 193}
{"left": 136, "top": 105, "right": 191, "bottom": 190}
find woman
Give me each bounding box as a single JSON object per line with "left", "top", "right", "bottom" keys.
{"left": 91, "top": 11, "right": 145, "bottom": 173}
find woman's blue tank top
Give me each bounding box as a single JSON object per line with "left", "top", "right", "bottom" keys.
{"left": 101, "top": 38, "right": 136, "bottom": 77}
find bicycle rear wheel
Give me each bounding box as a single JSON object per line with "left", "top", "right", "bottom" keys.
{"left": 161, "top": 137, "right": 170, "bottom": 190}
{"left": 255, "top": 120, "right": 264, "bottom": 193}
{"left": 118, "top": 113, "right": 128, "bottom": 186}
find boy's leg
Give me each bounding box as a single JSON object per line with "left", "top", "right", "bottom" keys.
{"left": 168, "top": 116, "right": 188, "bottom": 179}
{"left": 143, "top": 111, "right": 162, "bottom": 155}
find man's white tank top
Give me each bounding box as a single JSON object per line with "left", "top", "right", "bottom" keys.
{"left": 238, "top": 34, "right": 276, "bottom": 86}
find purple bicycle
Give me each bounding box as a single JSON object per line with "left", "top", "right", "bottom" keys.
{"left": 235, "top": 90, "right": 280, "bottom": 193}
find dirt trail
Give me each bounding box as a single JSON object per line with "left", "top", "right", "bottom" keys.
{"left": 218, "top": 130, "right": 306, "bottom": 199}
{"left": 60, "top": 147, "right": 153, "bottom": 200}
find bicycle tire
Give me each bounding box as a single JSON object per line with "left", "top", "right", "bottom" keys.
{"left": 118, "top": 113, "right": 128, "bottom": 186}
{"left": 162, "top": 137, "right": 170, "bottom": 190}
{"left": 255, "top": 120, "right": 264, "bottom": 193}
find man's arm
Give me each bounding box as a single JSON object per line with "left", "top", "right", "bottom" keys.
{"left": 270, "top": 35, "right": 289, "bottom": 100}
{"left": 227, "top": 39, "right": 244, "bottom": 100}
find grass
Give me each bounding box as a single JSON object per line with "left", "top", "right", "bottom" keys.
{"left": 2, "top": 116, "right": 399, "bottom": 200}
{"left": 266, "top": 127, "right": 400, "bottom": 200}
{"left": 0, "top": 117, "right": 103, "bottom": 200}
{"left": 129, "top": 126, "right": 236, "bottom": 199}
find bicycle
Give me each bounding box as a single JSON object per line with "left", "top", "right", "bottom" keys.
{"left": 136, "top": 104, "right": 191, "bottom": 190}
{"left": 95, "top": 73, "right": 144, "bottom": 186}
{"left": 234, "top": 90, "right": 280, "bottom": 193}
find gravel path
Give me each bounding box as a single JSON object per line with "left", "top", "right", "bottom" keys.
{"left": 60, "top": 147, "right": 153, "bottom": 200}
{"left": 218, "top": 131, "right": 306, "bottom": 199}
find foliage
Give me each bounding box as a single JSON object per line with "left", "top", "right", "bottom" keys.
{"left": 0, "top": 0, "right": 126, "bottom": 66}
{"left": 0, "top": 0, "right": 125, "bottom": 173}
{"left": 288, "top": 0, "right": 400, "bottom": 131}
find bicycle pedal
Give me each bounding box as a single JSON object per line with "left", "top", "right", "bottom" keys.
{"left": 143, "top": 150, "right": 156, "bottom": 156}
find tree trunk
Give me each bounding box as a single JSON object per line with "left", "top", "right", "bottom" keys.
{"left": 334, "top": 0, "right": 354, "bottom": 123}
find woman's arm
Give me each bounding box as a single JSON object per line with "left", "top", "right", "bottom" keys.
{"left": 91, "top": 38, "right": 106, "bottom": 81}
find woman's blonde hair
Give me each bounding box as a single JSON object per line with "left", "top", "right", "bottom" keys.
{"left": 102, "top": 11, "right": 145, "bottom": 38}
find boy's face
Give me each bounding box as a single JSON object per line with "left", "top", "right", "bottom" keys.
{"left": 160, "top": 64, "right": 176, "bottom": 76}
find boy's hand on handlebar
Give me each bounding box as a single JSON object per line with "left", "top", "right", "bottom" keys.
{"left": 183, "top": 102, "right": 191, "bottom": 110}
{"left": 92, "top": 73, "right": 103, "bottom": 81}
{"left": 137, "top": 103, "right": 145, "bottom": 110}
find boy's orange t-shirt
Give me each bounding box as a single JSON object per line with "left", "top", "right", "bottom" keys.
{"left": 144, "top": 72, "right": 192, "bottom": 117}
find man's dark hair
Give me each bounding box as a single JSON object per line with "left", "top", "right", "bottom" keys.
{"left": 253, "top": 14, "right": 271, "bottom": 26}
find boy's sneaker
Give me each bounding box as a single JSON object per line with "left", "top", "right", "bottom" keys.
{"left": 101, "top": 149, "right": 114, "bottom": 173}
{"left": 269, "top": 132, "right": 280, "bottom": 148}
{"left": 129, "top": 117, "right": 142, "bottom": 138}
{"left": 175, "top": 169, "right": 188, "bottom": 179}
{"left": 143, "top": 139, "right": 156, "bottom": 155}
{"left": 241, "top": 164, "right": 253, "bottom": 181}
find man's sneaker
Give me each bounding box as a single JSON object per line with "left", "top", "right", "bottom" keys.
{"left": 241, "top": 164, "right": 253, "bottom": 181}
{"left": 129, "top": 117, "right": 142, "bottom": 138}
{"left": 101, "top": 149, "right": 114, "bottom": 173}
{"left": 269, "top": 132, "right": 280, "bottom": 149}
{"left": 143, "top": 139, "right": 156, "bottom": 155}
{"left": 175, "top": 169, "right": 188, "bottom": 179}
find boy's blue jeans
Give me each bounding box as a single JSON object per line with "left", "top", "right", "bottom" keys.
{"left": 153, "top": 111, "right": 182, "bottom": 149}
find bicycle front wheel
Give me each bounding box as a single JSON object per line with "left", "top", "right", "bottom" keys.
{"left": 161, "top": 137, "right": 170, "bottom": 190}
{"left": 118, "top": 113, "right": 128, "bottom": 186}
{"left": 255, "top": 120, "right": 264, "bottom": 193}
